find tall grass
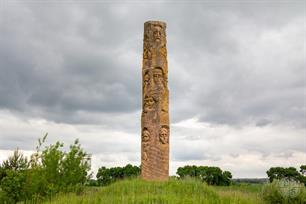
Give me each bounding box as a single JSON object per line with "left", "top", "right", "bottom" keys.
{"left": 44, "top": 178, "right": 263, "bottom": 204}
{"left": 212, "top": 183, "right": 263, "bottom": 203}
{"left": 262, "top": 179, "right": 306, "bottom": 204}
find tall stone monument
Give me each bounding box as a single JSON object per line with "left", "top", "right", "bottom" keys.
{"left": 141, "top": 21, "right": 169, "bottom": 181}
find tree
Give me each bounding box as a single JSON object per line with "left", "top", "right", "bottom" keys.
{"left": 299, "top": 165, "right": 306, "bottom": 186}
{"left": 0, "top": 149, "right": 30, "bottom": 203}
{"left": 123, "top": 164, "right": 140, "bottom": 177}
{"left": 41, "top": 141, "right": 64, "bottom": 191}
{"left": 176, "top": 165, "right": 232, "bottom": 186}
{"left": 266, "top": 167, "right": 301, "bottom": 183}
{"left": 0, "top": 165, "right": 6, "bottom": 181}
{"left": 96, "top": 166, "right": 111, "bottom": 186}
{"left": 0, "top": 170, "right": 27, "bottom": 203}
{"left": 177, "top": 165, "right": 198, "bottom": 178}
{"left": 222, "top": 171, "right": 232, "bottom": 186}
{"left": 61, "top": 139, "right": 91, "bottom": 189}
{"left": 300, "top": 165, "right": 306, "bottom": 176}
{"left": 96, "top": 164, "right": 140, "bottom": 186}
{"left": 2, "top": 149, "right": 29, "bottom": 171}
{"left": 0, "top": 135, "right": 92, "bottom": 203}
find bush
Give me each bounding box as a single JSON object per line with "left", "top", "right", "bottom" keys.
{"left": 0, "top": 134, "right": 91, "bottom": 203}
{"left": 267, "top": 166, "right": 306, "bottom": 186}
{"left": 267, "top": 167, "right": 300, "bottom": 182}
{"left": 59, "top": 139, "right": 91, "bottom": 191}
{"left": 96, "top": 164, "right": 140, "bottom": 186}
{"left": 262, "top": 179, "right": 306, "bottom": 204}
{"left": 0, "top": 169, "right": 27, "bottom": 203}
{"left": 87, "top": 179, "right": 99, "bottom": 186}
{"left": 0, "top": 149, "right": 30, "bottom": 203}
{"left": 176, "top": 165, "right": 232, "bottom": 186}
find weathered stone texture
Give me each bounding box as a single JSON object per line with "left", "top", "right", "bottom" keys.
{"left": 141, "top": 21, "right": 169, "bottom": 181}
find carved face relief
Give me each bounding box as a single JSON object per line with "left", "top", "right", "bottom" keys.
{"left": 142, "top": 129, "right": 150, "bottom": 161}
{"left": 142, "top": 128, "right": 150, "bottom": 142}
{"left": 153, "top": 68, "right": 164, "bottom": 88}
{"left": 153, "top": 25, "right": 162, "bottom": 42}
{"left": 144, "top": 96, "right": 155, "bottom": 112}
{"left": 159, "top": 127, "right": 169, "bottom": 144}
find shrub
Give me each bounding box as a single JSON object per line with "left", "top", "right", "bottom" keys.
{"left": 262, "top": 179, "right": 306, "bottom": 204}
{"left": 267, "top": 166, "right": 306, "bottom": 186}
{"left": 176, "top": 165, "right": 232, "bottom": 186}
{"left": 2, "top": 149, "right": 29, "bottom": 171}
{"left": 267, "top": 167, "right": 300, "bottom": 182}
{"left": 61, "top": 139, "right": 91, "bottom": 189}
{"left": 0, "top": 135, "right": 91, "bottom": 203}
{"left": 0, "top": 149, "right": 30, "bottom": 203}
{"left": 96, "top": 164, "right": 140, "bottom": 186}
{"left": 0, "top": 169, "right": 27, "bottom": 203}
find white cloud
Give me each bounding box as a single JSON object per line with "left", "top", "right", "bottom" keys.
{"left": 170, "top": 117, "right": 305, "bottom": 177}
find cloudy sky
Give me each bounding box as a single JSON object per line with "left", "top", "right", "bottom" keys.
{"left": 0, "top": 0, "right": 305, "bottom": 178}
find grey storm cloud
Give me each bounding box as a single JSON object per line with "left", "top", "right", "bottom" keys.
{"left": 0, "top": 1, "right": 304, "bottom": 127}
{"left": 0, "top": 1, "right": 305, "bottom": 177}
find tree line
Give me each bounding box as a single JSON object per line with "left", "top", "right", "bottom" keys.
{"left": 95, "top": 165, "right": 233, "bottom": 186}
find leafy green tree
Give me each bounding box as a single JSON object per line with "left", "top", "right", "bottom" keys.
{"left": 0, "top": 166, "right": 6, "bottom": 181}
{"left": 300, "top": 165, "right": 306, "bottom": 176}
{"left": 96, "top": 164, "right": 140, "bottom": 186}
{"left": 222, "top": 171, "right": 232, "bottom": 186}
{"left": 41, "top": 141, "right": 64, "bottom": 192}
{"left": 123, "top": 164, "right": 140, "bottom": 177}
{"left": 0, "top": 170, "right": 27, "bottom": 203}
{"left": 299, "top": 165, "right": 306, "bottom": 186}
{"left": 0, "top": 149, "right": 30, "bottom": 203}
{"left": 61, "top": 139, "right": 91, "bottom": 189}
{"left": 96, "top": 166, "right": 112, "bottom": 186}
{"left": 87, "top": 179, "right": 99, "bottom": 186}
{"left": 267, "top": 167, "right": 301, "bottom": 183}
{"left": 177, "top": 165, "right": 198, "bottom": 178}
{"left": 0, "top": 135, "right": 91, "bottom": 203}
{"left": 25, "top": 168, "right": 47, "bottom": 201}
{"left": 2, "top": 149, "right": 29, "bottom": 171}
{"left": 203, "top": 167, "right": 223, "bottom": 185}
{"left": 176, "top": 165, "right": 232, "bottom": 186}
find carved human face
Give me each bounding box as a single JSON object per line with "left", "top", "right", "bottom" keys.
{"left": 144, "top": 96, "right": 154, "bottom": 111}
{"left": 153, "top": 68, "right": 163, "bottom": 87}
{"left": 159, "top": 127, "right": 169, "bottom": 144}
{"left": 153, "top": 25, "right": 162, "bottom": 42}
{"left": 142, "top": 129, "right": 150, "bottom": 142}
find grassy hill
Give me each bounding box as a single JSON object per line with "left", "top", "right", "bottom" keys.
{"left": 44, "top": 178, "right": 263, "bottom": 204}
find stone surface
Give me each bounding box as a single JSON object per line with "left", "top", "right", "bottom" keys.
{"left": 141, "top": 21, "right": 169, "bottom": 181}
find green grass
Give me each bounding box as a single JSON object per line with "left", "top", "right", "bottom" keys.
{"left": 212, "top": 183, "right": 263, "bottom": 204}
{"left": 43, "top": 179, "right": 264, "bottom": 204}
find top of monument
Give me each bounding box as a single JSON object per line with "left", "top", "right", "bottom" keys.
{"left": 144, "top": 20, "right": 166, "bottom": 27}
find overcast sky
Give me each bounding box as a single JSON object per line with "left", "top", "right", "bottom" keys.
{"left": 0, "top": 0, "right": 305, "bottom": 178}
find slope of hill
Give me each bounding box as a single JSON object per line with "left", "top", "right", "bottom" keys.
{"left": 44, "top": 178, "right": 263, "bottom": 204}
